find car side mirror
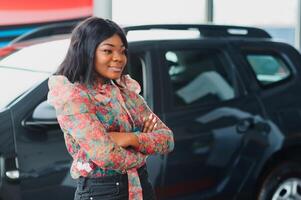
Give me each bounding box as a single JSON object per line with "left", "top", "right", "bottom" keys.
{"left": 32, "top": 101, "right": 57, "bottom": 121}
{"left": 22, "top": 101, "right": 59, "bottom": 130}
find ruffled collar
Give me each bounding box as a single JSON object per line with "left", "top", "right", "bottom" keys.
{"left": 115, "top": 75, "right": 141, "bottom": 94}
{"left": 85, "top": 74, "right": 141, "bottom": 105}
{"left": 88, "top": 75, "right": 141, "bottom": 94}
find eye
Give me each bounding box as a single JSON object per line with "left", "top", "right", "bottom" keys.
{"left": 102, "top": 49, "right": 112, "bottom": 55}
{"left": 121, "top": 49, "right": 127, "bottom": 55}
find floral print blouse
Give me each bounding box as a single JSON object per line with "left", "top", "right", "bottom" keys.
{"left": 47, "top": 74, "right": 174, "bottom": 200}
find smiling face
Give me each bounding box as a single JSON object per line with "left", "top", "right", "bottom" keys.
{"left": 94, "top": 34, "right": 127, "bottom": 81}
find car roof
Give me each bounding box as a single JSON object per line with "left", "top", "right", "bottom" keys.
{"left": 124, "top": 24, "right": 272, "bottom": 40}
{"left": 0, "top": 24, "right": 273, "bottom": 72}
{"left": 8, "top": 23, "right": 272, "bottom": 45}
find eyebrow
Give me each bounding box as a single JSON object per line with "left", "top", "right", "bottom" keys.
{"left": 100, "top": 43, "right": 125, "bottom": 48}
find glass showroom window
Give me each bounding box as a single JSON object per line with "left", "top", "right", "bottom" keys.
{"left": 214, "top": 0, "right": 298, "bottom": 47}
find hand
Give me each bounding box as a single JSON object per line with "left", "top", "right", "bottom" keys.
{"left": 109, "top": 132, "right": 130, "bottom": 148}
{"left": 109, "top": 132, "right": 139, "bottom": 148}
{"left": 142, "top": 114, "right": 157, "bottom": 133}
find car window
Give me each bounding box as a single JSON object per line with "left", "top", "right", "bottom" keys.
{"left": 127, "top": 53, "right": 145, "bottom": 97}
{"left": 245, "top": 53, "right": 291, "bottom": 86}
{"left": 165, "top": 49, "right": 235, "bottom": 108}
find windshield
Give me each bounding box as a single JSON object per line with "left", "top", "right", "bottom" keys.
{"left": 0, "top": 39, "right": 69, "bottom": 109}
{"left": 0, "top": 39, "right": 69, "bottom": 72}
{"left": 0, "top": 67, "right": 49, "bottom": 109}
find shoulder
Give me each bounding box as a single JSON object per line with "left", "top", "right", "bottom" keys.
{"left": 48, "top": 75, "right": 88, "bottom": 98}
{"left": 48, "top": 75, "right": 72, "bottom": 90}
{"left": 47, "top": 75, "right": 91, "bottom": 110}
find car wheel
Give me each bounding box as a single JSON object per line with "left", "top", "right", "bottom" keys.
{"left": 257, "top": 161, "right": 301, "bottom": 200}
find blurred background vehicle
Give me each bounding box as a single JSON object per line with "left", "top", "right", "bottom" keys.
{"left": 0, "top": 22, "right": 77, "bottom": 59}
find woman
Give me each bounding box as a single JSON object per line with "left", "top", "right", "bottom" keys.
{"left": 47, "top": 17, "right": 174, "bottom": 200}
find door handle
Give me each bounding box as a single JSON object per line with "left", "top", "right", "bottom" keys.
{"left": 21, "top": 118, "right": 59, "bottom": 131}
{"left": 236, "top": 118, "right": 254, "bottom": 133}
{"left": 236, "top": 118, "right": 271, "bottom": 134}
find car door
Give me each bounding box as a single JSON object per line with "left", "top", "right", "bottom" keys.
{"left": 0, "top": 108, "right": 22, "bottom": 200}
{"left": 236, "top": 41, "right": 301, "bottom": 137}
{"left": 9, "top": 79, "right": 75, "bottom": 200}
{"left": 156, "top": 40, "right": 267, "bottom": 199}
{"left": 127, "top": 47, "right": 167, "bottom": 189}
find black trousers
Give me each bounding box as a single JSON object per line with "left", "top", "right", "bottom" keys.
{"left": 74, "top": 165, "right": 156, "bottom": 200}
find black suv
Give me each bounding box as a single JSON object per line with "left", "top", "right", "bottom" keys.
{"left": 0, "top": 24, "right": 301, "bottom": 200}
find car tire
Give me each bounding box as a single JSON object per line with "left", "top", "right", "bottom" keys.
{"left": 257, "top": 161, "right": 301, "bottom": 200}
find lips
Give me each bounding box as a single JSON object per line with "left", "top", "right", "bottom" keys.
{"left": 108, "top": 66, "right": 122, "bottom": 72}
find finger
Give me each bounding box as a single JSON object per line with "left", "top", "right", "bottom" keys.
{"left": 147, "top": 117, "right": 157, "bottom": 132}
{"left": 149, "top": 117, "right": 157, "bottom": 132}
{"left": 149, "top": 123, "right": 157, "bottom": 132}
{"left": 146, "top": 114, "right": 156, "bottom": 132}
{"left": 143, "top": 118, "right": 151, "bottom": 132}
{"left": 142, "top": 117, "right": 146, "bottom": 132}
{"left": 143, "top": 114, "right": 152, "bottom": 132}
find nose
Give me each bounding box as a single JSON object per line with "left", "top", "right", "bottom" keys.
{"left": 112, "top": 51, "right": 124, "bottom": 62}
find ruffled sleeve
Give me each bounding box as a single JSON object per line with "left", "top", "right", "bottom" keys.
{"left": 47, "top": 75, "right": 91, "bottom": 115}
{"left": 47, "top": 75, "right": 73, "bottom": 111}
